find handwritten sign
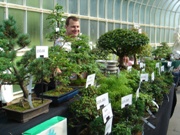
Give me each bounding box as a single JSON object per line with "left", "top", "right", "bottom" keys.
{"left": 96, "top": 93, "right": 109, "bottom": 110}
{"left": 121, "top": 94, "right": 132, "bottom": 109}
{"left": 140, "top": 73, "right": 149, "bottom": 82}
{"left": 36, "top": 46, "right": 48, "bottom": 58}
{"left": 102, "top": 103, "right": 113, "bottom": 124}
{"left": 86, "top": 74, "right": 96, "bottom": 88}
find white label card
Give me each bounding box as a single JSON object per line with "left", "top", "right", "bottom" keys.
{"left": 104, "top": 117, "right": 113, "bottom": 135}
{"left": 167, "top": 61, "right": 172, "bottom": 67}
{"left": 86, "top": 74, "right": 96, "bottom": 88}
{"left": 36, "top": 46, "right": 48, "bottom": 58}
{"left": 140, "top": 73, "right": 149, "bottom": 82}
{"left": 96, "top": 93, "right": 109, "bottom": 110}
{"left": 127, "top": 66, "right": 132, "bottom": 72}
{"left": 161, "top": 66, "right": 164, "bottom": 72}
{"left": 156, "top": 63, "right": 160, "bottom": 68}
{"left": 136, "top": 88, "right": 140, "bottom": 100}
{"left": 121, "top": 94, "right": 133, "bottom": 109}
{"left": 140, "top": 62, "right": 144, "bottom": 68}
{"left": 151, "top": 72, "right": 155, "bottom": 81}
{"left": 102, "top": 103, "right": 113, "bottom": 124}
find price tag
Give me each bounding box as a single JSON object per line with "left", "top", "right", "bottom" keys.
{"left": 36, "top": 46, "right": 48, "bottom": 58}
{"left": 151, "top": 72, "right": 155, "bottom": 81}
{"left": 167, "top": 61, "right": 172, "bottom": 67}
{"left": 156, "top": 63, "right": 159, "bottom": 68}
{"left": 140, "top": 73, "right": 149, "bottom": 82}
{"left": 96, "top": 93, "right": 109, "bottom": 110}
{"left": 161, "top": 66, "right": 164, "bottom": 72}
{"left": 121, "top": 94, "right": 133, "bottom": 109}
{"left": 86, "top": 74, "right": 96, "bottom": 88}
{"left": 102, "top": 103, "right": 113, "bottom": 124}
{"left": 127, "top": 66, "right": 132, "bottom": 72}
{"left": 104, "top": 117, "right": 113, "bottom": 135}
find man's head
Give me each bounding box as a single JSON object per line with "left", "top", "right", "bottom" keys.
{"left": 65, "top": 16, "right": 80, "bottom": 38}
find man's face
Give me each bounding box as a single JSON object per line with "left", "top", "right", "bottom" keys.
{"left": 65, "top": 19, "right": 80, "bottom": 38}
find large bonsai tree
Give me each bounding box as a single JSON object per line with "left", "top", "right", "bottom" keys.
{"left": 0, "top": 16, "right": 31, "bottom": 98}
{"left": 97, "top": 29, "right": 149, "bottom": 68}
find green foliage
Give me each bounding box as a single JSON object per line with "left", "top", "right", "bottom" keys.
{"left": 69, "top": 86, "right": 102, "bottom": 128}
{"left": 0, "top": 16, "right": 31, "bottom": 98}
{"left": 69, "top": 34, "right": 100, "bottom": 80}
{"left": 97, "top": 74, "right": 132, "bottom": 111}
{"left": 45, "top": 4, "right": 66, "bottom": 45}
{"left": 97, "top": 28, "right": 149, "bottom": 67}
{"left": 152, "top": 42, "right": 172, "bottom": 60}
{"left": 137, "top": 44, "right": 153, "bottom": 59}
{"left": 113, "top": 122, "right": 131, "bottom": 135}
{"left": 19, "top": 45, "right": 76, "bottom": 86}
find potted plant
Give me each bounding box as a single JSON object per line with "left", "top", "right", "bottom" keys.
{"left": 97, "top": 28, "right": 149, "bottom": 68}
{"left": 68, "top": 86, "right": 103, "bottom": 135}
{"left": 20, "top": 44, "right": 79, "bottom": 105}
{"left": 0, "top": 16, "right": 52, "bottom": 123}
{"left": 68, "top": 34, "right": 100, "bottom": 87}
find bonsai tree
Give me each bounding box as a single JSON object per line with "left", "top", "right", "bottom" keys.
{"left": 152, "top": 42, "right": 172, "bottom": 60}
{"left": 0, "top": 16, "right": 31, "bottom": 99}
{"left": 45, "top": 3, "right": 66, "bottom": 45}
{"left": 68, "top": 34, "right": 100, "bottom": 86}
{"left": 97, "top": 28, "right": 149, "bottom": 68}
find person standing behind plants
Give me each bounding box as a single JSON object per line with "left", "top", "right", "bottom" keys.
{"left": 55, "top": 16, "right": 80, "bottom": 51}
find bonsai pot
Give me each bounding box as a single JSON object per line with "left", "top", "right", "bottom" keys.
{"left": 41, "top": 88, "right": 79, "bottom": 105}
{"left": 2, "top": 98, "right": 52, "bottom": 123}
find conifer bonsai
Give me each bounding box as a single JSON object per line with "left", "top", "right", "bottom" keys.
{"left": 0, "top": 16, "right": 31, "bottom": 99}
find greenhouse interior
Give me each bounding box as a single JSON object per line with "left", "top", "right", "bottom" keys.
{"left": 0, "top": 0, "right": 180, "bottom": 135}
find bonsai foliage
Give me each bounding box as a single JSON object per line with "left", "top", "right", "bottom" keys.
{"left": 68, "top": 86, "right": 102, "bottom": 134}
{"left": 97, "top": 28, "right": 149, "bottom": 67}
{"left": 152, "top": 42, "right": 172, "bottom": 60}
{"left": 19, "top": 45, "right": 76, "bottom": 87}
{"left": 0, "top": 16, "right": 31, "bottom": 98}
{"left": 45, "top": 3, "right": 66, "bottom": 45}
{"left": 69, "top": 34, "right": 100, "bottom": 83}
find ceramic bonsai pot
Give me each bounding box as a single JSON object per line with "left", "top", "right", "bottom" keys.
{"left": 2, "top": 98, "right": 52, "bottom": 123}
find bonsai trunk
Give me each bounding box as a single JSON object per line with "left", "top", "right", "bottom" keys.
{"left": 118, "top": 56, "right": 124, "bottom": 69}
{"left": 133, "top": 54, "right": 138, "bottom": 66}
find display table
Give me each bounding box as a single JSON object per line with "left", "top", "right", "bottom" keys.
{"left": 0, "top": 84, "right": 177, "bottom": 135}
{"left": 144, "top": 84, "right": 176, "bottom": 135}
{"left": 0, "top": 98, "right": 74, "bottom": 135}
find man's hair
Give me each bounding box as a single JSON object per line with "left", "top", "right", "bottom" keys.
{"left": 66, "top": 16, "right": 79, "bottom": 26}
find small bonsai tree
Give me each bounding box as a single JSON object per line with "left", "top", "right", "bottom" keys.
{"left": 0, "top": 16, "right": 31, "bottom": 99}
{"left": 97, "top": 28, "right": 149, "bottom": 68}
{"left": 45, "top": 3, "right": 66, "bottom": 46}
{"left": 152, "top": 42, "right": 172, "bottom": 60}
